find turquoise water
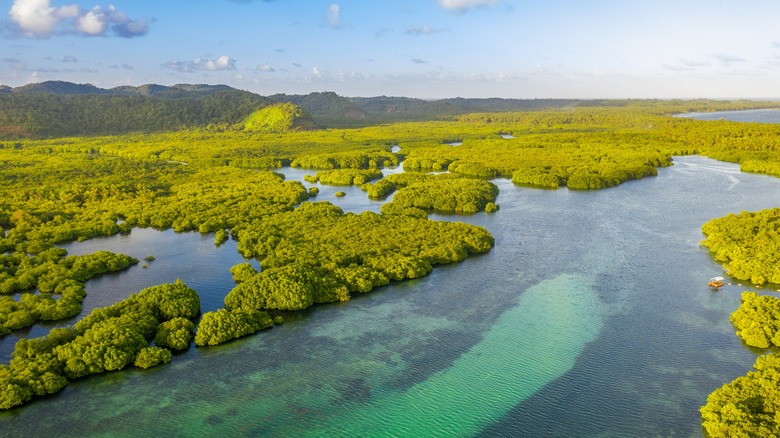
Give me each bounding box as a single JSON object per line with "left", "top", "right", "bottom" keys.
{"left": 2, "top": 151, "right": 780, "bottom": 436}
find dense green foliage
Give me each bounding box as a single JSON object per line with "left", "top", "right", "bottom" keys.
{"left": 134, "top": 347, "right": 173, "bottom": 369}
{"left": 154, "top": 317, "right": 196, "bottom": 350}
{"left": 0, "top": 160, "right": 311, "bottom": 251}
{"left": 701, "top": 352, "right": 780, "bottom": 437}
{"left": 701, "top": 292, "right": 780, "bottom": 435}
{"left": 361, "top": 178, "right": 397, "bottom": 200}
{"left": 381, "top": 174, "right": 499, "bottom": 215}
{"left": 0, "top": 84, "right": 272, "bottom": 138}
{"left": 194, "top": 308, "right": 274, "bottom": 347}
{"left": 291, "top": 150, "right": 398, "bottom": 169}
{"left": 308, "top": 169, "right": 383, "bottom": 185}
{"left": 701, "top": 209, "right": 780, "bottom": 285}
{"left": 187, "top": 202, "right": 494, "bottom": 341}
{"left": 0, "top": 249, "right": 137, "bottom": 334}
{"left": 0, "top": 281, "right": 200, "bottom": 409}
{"left": 214, "top": 229, "right": 229, "bottom": 246}
{"left": 242, "top": 103, "right": 317, "bottom": 133}
{"left": 233, "top": 202, "right": 493, "bottom": 270}
{"left": 5, "top": 99, "right": 780, "bottom": 409}
{"left": 730, "top": 292, "right": 780, "bottom": 349}
{"left": 399, "top": 121, "right": 671, "bottom": 190}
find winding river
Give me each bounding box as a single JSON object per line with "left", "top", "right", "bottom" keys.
{"left": 2, "top": 111, "right": 780, "bottom": 436}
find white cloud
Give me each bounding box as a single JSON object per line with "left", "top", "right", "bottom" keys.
{"left": 312, "top": 67, "right": 322, "bottom": 78}
{"left": 328, "top": 3, "right": 340, "bottom": 29}
{"left": 437, "top": 0, "right": 499, "bottom": 12}
{"left": 711, "top": 53, "right": 747, "bottom": 67}
{"left": 406, "top": 26, "right": 441, "bottom": 35}
{"left": 193, "top": 55, "right": 236, "bottom": 71}
{"left": 337, "top": 70, "right": 364, "bottom": 82}
{"left": 165, "top": 55, "right": 237, "bottom": 72}
{"left": 8, "top": 0, "right": 77, "bottom": 35}
{"left": 27, "top": 71, "right": 42, "bottom": 83}
{"left": 7, "top": 0, "right": 148, "bottom": 38}
{"left": 257, "top": 64, "right": 275, "bottom": 72}
{"left": 75, "top": 7, "right": 106, "bottom": 34}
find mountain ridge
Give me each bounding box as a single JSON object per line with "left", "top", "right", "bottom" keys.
{"left": 1, "top": 81, "right": 774, "bottom": 139}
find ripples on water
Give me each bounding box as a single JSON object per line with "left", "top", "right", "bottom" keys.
{"left": 2, "top": 151, "right": 780, "bottom": 436}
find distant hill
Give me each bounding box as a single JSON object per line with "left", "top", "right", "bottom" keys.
{"left": 3, "top": 81, "right": 769, "bottom": 138}
{"left": 111, "top": 83, "right": 236, "bottom": 97}
{"left": 270, "top": 92, "right": 367, "bottom": 127}
{"left": 350, "top": 96, "right": 466, "bottom": 121}
{"left": 0, "top": 81, "right": 272, "bottom": 138}
{"left": 276, "top": 94, "right": 618, "bottom": 128}
{"left": 243, "top": 102, "right": 317, "bottom": 133}
{"left": 12, "top": 81, "right": 112, "bottom": 95}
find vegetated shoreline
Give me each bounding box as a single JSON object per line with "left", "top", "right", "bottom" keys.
{"left": 1, "top": 102, "right": 780, "bottom": 424}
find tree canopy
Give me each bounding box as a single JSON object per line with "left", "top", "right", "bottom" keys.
{"left": 0, "top": 280, "right": 200, "bottom": 410}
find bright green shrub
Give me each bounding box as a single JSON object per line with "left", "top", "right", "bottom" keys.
{"left": 134, "top": 347, "right": 172, "bottom": 369}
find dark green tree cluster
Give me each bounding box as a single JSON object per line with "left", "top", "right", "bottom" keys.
{"left": 701, "top": 292, "right": 780, "bottom": 435}
{"left": 701, "top": 209, "right": 780, "bottom": 285}
{"left": 0, "top": 249, "right": 138, "bottom": 334}
{"left": 378, "top": 203, "right": 429, "bottom": 219}
{"left": 194, "top": 308, "right": 274, "bottom": 347}
{"left": 226, "top": 264, "right": 317, "bottom": 311}
{"left": 307, "top": 169, "right": 383, "bottom": 185}
{"left": 233, "top": 202, "right": 493, "bottom": 270}
{"left": 242, "top": 103, "right": 317, "bottom": 133}
{"left": 380, "top": 174, "right": 499, "bottom": 215}
{"left": 0, "top": 280, "right": 200, "bottom": 409}
{"left": 214, "top": 229, "right": 229, "bottom": 246}
{"left": 701, "top": 352, "right": 780, "bottom": 437}
{"left": 120, "top": 168, "right": 311, "bottom": 234}
{"left": 134, "top": 347, "right": 173, "bottom": 369}
{"left": 730, "top": 292, "right": 780, "bottom": 349}
{"left": 360, "top": 178, "right": 397, "bottom": 200}
{"left": 0, "top": 88, "right": 273, "bottom": 139}
{"left": 154, "top": 317, "right": 196, "bottom": 350}
{"left": 402, "top": 144, "right": 458, "bottom": 172}
{"left": 224, "top": 156, "right": 291, "bottom": 169}
{"left": 661, "top": 118, "right": 780, "bottom": 177}
{"left": 191, "top": 202, "right": 493, "bottom": 344}
{"left": 291, "top": 150, "right": 398, "bottom": 169}
{"left": 401, "top": 133, "right": 671, "bottom": 190}
{"left": 741, "top": 159, "right": 780, "bottom": 178}
{"left": 447, "top": 161, "right": 499, "bottom": 178}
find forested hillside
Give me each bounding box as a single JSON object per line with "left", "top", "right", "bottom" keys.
{"left": 0, "top": 83, "right": 272, "bottom": 138}
{"left": 5, "top": 81, "right": 777, "bottom": 139}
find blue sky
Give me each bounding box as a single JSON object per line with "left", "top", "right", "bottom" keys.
{"left": 2, "top": 0, "right": 780, "bottom": 99}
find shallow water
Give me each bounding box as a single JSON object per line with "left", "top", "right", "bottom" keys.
{"left": 678, "top": 108, "right": 780, "bottom": 123}
{"left": 2, "top": 154, "right": 780, "bottom": 437}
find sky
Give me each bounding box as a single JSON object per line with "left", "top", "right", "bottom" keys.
{"left": 2, "top": 0, "right": 780, "bottom": 99}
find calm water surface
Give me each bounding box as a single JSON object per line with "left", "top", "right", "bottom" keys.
{"left": 2, "top": 126, "right": 780, "bottom": 436}
{"left": 678, "top": 107, "right": 780, "bottom": 122}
